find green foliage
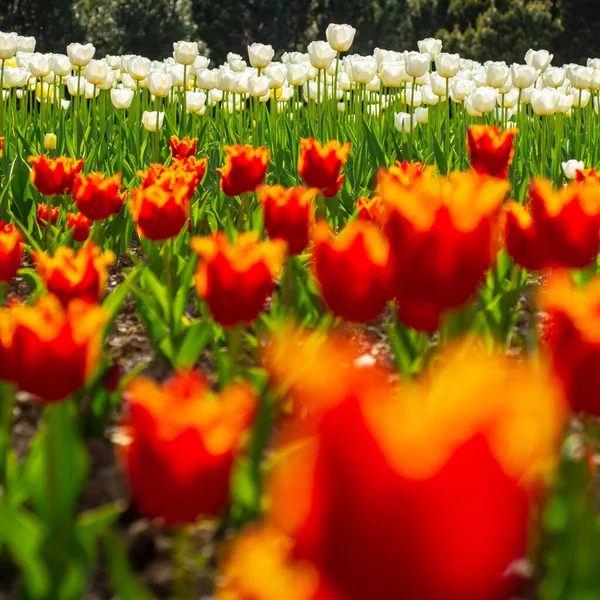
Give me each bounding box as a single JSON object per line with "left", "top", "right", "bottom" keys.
{"left": 437, "top": 0, "right": 563, "bottom": 63}
{"left": 74, "top": 0, "right": 200, "bottom": 59}
{"left": 0, "top": 0, "right": 82, "bottom": 52}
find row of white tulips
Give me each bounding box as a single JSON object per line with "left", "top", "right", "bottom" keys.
{"left": 1, "top": 24, "right": 600, "bottom": 136}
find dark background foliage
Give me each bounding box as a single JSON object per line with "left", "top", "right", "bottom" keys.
{"left": 0, "top": 0, "right": 597, "bottom": 64}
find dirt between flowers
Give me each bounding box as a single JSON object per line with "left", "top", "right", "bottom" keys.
{"left": 2, "top": 253, "right": 543, "bottom": 600}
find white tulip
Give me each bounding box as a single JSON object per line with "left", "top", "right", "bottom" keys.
{"left": 248, "top": 43, "right": 274, "bottom": 69}
{"left": 127, "top": 56, "right": 150, "bottom": 81}
{"left": 418, "top": 38, "right": 443, "bottom": 59}
{"left": 590, "top": 70, "right": 600, "bottom": 91}
{"left": 227, "top": 52, "right": 244, "bottom": 67}
{"left": 405, "top": 87, "right": 422, "bottom": 107}
{"left": 326, "top": 24, "right": 356, "bottom": 53}
{"left": 404, "top": 51, "right": 429, "bottom": 78}
{"left": 431, "top": 72, "right": 449, "bottom": 96}
{"left": 415, "top": 106, "right": 429, "bottom": 124}
{"left": 193, "top": 56, "right": 210, "bottom": 71}
{"left": 465, "top": 95, "right": 482, "bottom": 117}
{"left": 525, "top": 49, "right": 552, "bottom": 73}
{"left": 379, "top": 62, "right": 404, "bottom": 87}
{"left": 562, "top": 159, "right": 585, "bottom": 180}
{"left": 0, "top": 32, "right": 18, "bottom": 60}
{"left": 148, "top": 71, "right": 172, "bottom": 97}
{"left": 50, "top": 54, "right": 72, "bottom": 77}
{"left": 569, "top": 66, "right": 593, "bottom": 90}
{"left": 248, "top": 75, "right": 271, "bottom": 97}
{"left": 571, "top": 88, "right": 590, "bottom": 109}
{"left": 229, "top": 58, "right": 247, "bottom": 73}
{"left": 366, "top": 75, "right": 381, "bottom": 92}
{"left": 217, "top": 69, "right": 239, "bottom": 92}
{"left": 66, "top": 75, "right": 86, "bottom": 96}
{"left": 60, "top": 99, "right": 70, "bottom": 110}
{"left": 110, "top": 88, "right": 134, "bottom": 109}
{"left": 168, "top": 63, "right": 191, "bottom": 88}
{"left": 186, "top": 90, "right": 206, "bottom": 113}
{"left": 450, "top": 77, "right": 475, "bottom": 102}
{"left": 121, "top": 73, "right": 137, "bottom": 90}
{"left": 349, "top": 56, "right": 377, "bottom": 85}
{"left": 498, "top": 87, "right": 519, "bottom": 109}
{"left": 485, "top": 61, "right": 509, "bottom": 88}
{"left": 208, "top": 88, "right": 223, "bottom": 105}
{"left": 4, "top": 67, "right": 29, "bottom": 88}
{"left": 307, "top": 41, "right": 337, "bottom": 70}
{"left": 510, "top": 64, "right": 536, "bottom": 89}
{"left": 421, "top": 84, "right": 440, "bottom": 105}
{"left": 588, "top": 58, "right": 600, "bottom": 70}
{"left": 98, "top": 69, "right": 116, "bottom": 90}
{"left": 530, "top": 88, "right": 559, "bottom": 115}
{"left": 470, "top": 86, "right": 498, "bottom": 113}
{"left": 28, "top": 53, "right": 51, "bottom": 77}
{"left": 543, "top": 66, "right": 565, "bottom": 88}
{"left": 394, "top": 111, "right": 417, "bottom": 133}
{"left": 435, "top": 52, "right": 460, "bottom": 78}
{"left": 287, "top": 63, "right": 309, "bottom": 87}
{"left": 173, "top": 41, "right": 198, "bottom": 66}
{"left": 84, "top": 81, "right": 100, "bottom": 99}
{"left": 17, "top": 36, "right": 36, "bottom": 53}
{"left": 67, "top": 43, "right": 95, "bottom": 67}
{"left": 85, "top": 59, "right": 108, "bottom": 86}
{"left": 337, "top": 101, "right": 346, "bottom": 112}
{"left": 142, "top": 110, "right": 164, "bottom": 132}
{"left": 196, "top": 68, "right": 217, "bottom": 90}
{"left": 265, "top": 62, "right": 287, "bottom": 89}
{"left": 374, "top": 48, "right": 403, "bottom": 66}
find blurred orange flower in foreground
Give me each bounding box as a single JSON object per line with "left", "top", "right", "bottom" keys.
{"left": 169, "top": 135, "right": 197, "bottom": 159}
{"left": 33, "top": 243, "right": 114, "bottom": 307}
{"left": 191, "top": 232, "right": 285, "bottom": 327}
{"left": 67, "top": 212, "right": 91, "bottom": 243}
{"left": 121, "top": 370, "right": 256, "bottom": 525}
{"left": 130, "top": 183, "right": 190, "bottom": 241}
{"left": 298, "top": 139, "right": 350, "bottom": 190}
{"left": 263, "top": 333, "right": 566, "bottom": 600}
{"left": 0, "top": 222, "right": 23, "bottom": 283}
{"left": 355, "top": 196, "right": 382, "bottom": 222}
{"left": 73, "top": 172, "right": 125, "bottom": 221}
{"left": 218, "top": 145, "right": 269, "bottom": 197}
{"left": 540, "top": 272, "right": 600, "bottom": 417}
{"left": 378, "top": 170, "right": 508, "bottom": 331}
{"left": 467, "top": 125, "right": 518, "bottom": 179}
{"left": 0, "top": 295, "right": 106, "bottom": 401}
{"left": 29, "top": 155, "right": 84, "bottom": 196}
{"left": 575, "top": 168, "right": 600, "bottom": 183}
{"left": 217, "top": 525, "right": 320, "bottom": 600}
{"left": 504, "top": 179, "right": 600, "bottom": 270}
{"left": 259, "top": 185, "right": 316, "bottom": 256}
{"left": 312, "top": 220, "right": 394, "bottom": 322}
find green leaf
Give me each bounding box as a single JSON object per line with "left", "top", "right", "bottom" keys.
{"left": 173, "top": 319, "right": 212, "bottom": 369}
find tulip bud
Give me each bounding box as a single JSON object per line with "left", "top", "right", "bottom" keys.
{"left": 326, "top": 23, "right": 356, "bottom": 53}
{"left": 29, "top": 53, "right": 51, "bottom": 78}
{"left": 464, "top": 94, "right": 482, "bottom": 117}
{"left": 50, "top": 54, "right": 72, "bottom": 77}
{"left": 248, "top": 75, "right": 271, "bottom": 97}
{"left": 173, "top": 41, "right": 199, "bottom": 66}
{"left": 247, "top": 43, "right": 275, "bottom": 69}
{"left": 66, "top": 75, "right": 86, "bottom": 97}
{"left": 307, "top": 41, "right": 337, "bottom": 70}
{"left": 569, "top": 66, "right": 593, "bottom": 90}
{"left": 562, "top": 159, "right": 585, "bottom": 180}
{"left": 110, "top": 88, "right": 134, "bottom": 109}
{"left": 186, "top": 90, "right": 207, "bottom": 113}
{"left": 404, "top": 51, "right": 430, "bottom": 78}
{"left": 66, "top": 43, "right": 96, "bottom": 67}
{"left": 415, "top": 106, "right": 429, "bottom": 124}
{"left": 265, "top": 62, "right": 287, "bottom": 89}
{"left": 530, "top": 88, "right": 559, "bottom": 116}
{"left": 142, "top": 111, "right": 164, "bottom": 132}
{"left": 193, "top": 55, "right": 210, "bottom": 71}
{"left": 43, "top": 133, "right": 57, "bottom": 151}
{"left": 379, "top": 63, "right": 403, "bottom": 88}
{"left": 348, "top": 56, "right": 377, "bottom": 85}
{"left": 543, "top": 66, "right": 565, "bottom": 88}
{"left": 421, "top": 85, "right": 440, "bottom": 105}
{"left": 127, "top": 56, "right": 150, "bottom": 81}
{"left": 435, "top": 52, "right": 460, "bottom": 78}
{"left": 85, "top": 59, "right": 108, "bottom": 86}
{"left": 287, "top": 63, "right": 309, "bottom": 86}
{"left": 0, "top": 32, "right": 18, "bottom": 60}
{"left": 431, "top": 72, "right": 449, "bottom": 96}
{"left": 4, "top": 67, "right": 28, "bottom": 88}
{"left": 196, "top": 68, "right": 217, "bottom": 90}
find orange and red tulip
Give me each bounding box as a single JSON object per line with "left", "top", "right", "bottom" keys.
{"left": 298, "top": 138, "right": 350, "bottom": 190}
{"left": 33, "top": 243, "right": 114, "bottom": 307}
{"left": 191, "top": 232, "right": 285, "bottom": 327}
{"left": 29, "top": 155, "right": 84, "bottom": 196}
{"left": 0, "top": 222, "right": 23, "bottom": 284}
{"left": 36, "top": 202, "right": 60, "bottom": 227}
{"left": 0, "top": 295, "right": 106, "bottom": 401}
{"left": 467, "top": 125, "right": 518, "bottom": 179}
{"left": 312, "top": 220, "right": 394, "bottom": 322}
{"left": 169, "top": 135, "right": 197, "bottom": 159}
{"left": 67, "top": 212, "right": 92, "bottom": 243}
{"left": 218, "top": 145, "right": 269, "bottom": 197}
{"left": 259, "top": 185, "right": 316, "bottom": 256}
{"left": 121, "top": 370, "right": 256, "bottom": 525}
{"left": 72, "top": 172, "right": 125, "bottom": 221}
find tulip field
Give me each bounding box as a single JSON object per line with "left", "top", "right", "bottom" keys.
{"left": 4, "top": 23, "right": 600, "bottom": 600}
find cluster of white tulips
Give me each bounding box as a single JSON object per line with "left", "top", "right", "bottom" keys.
{"left": 2, "top": 24, "right": 600, "bottom": 138}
